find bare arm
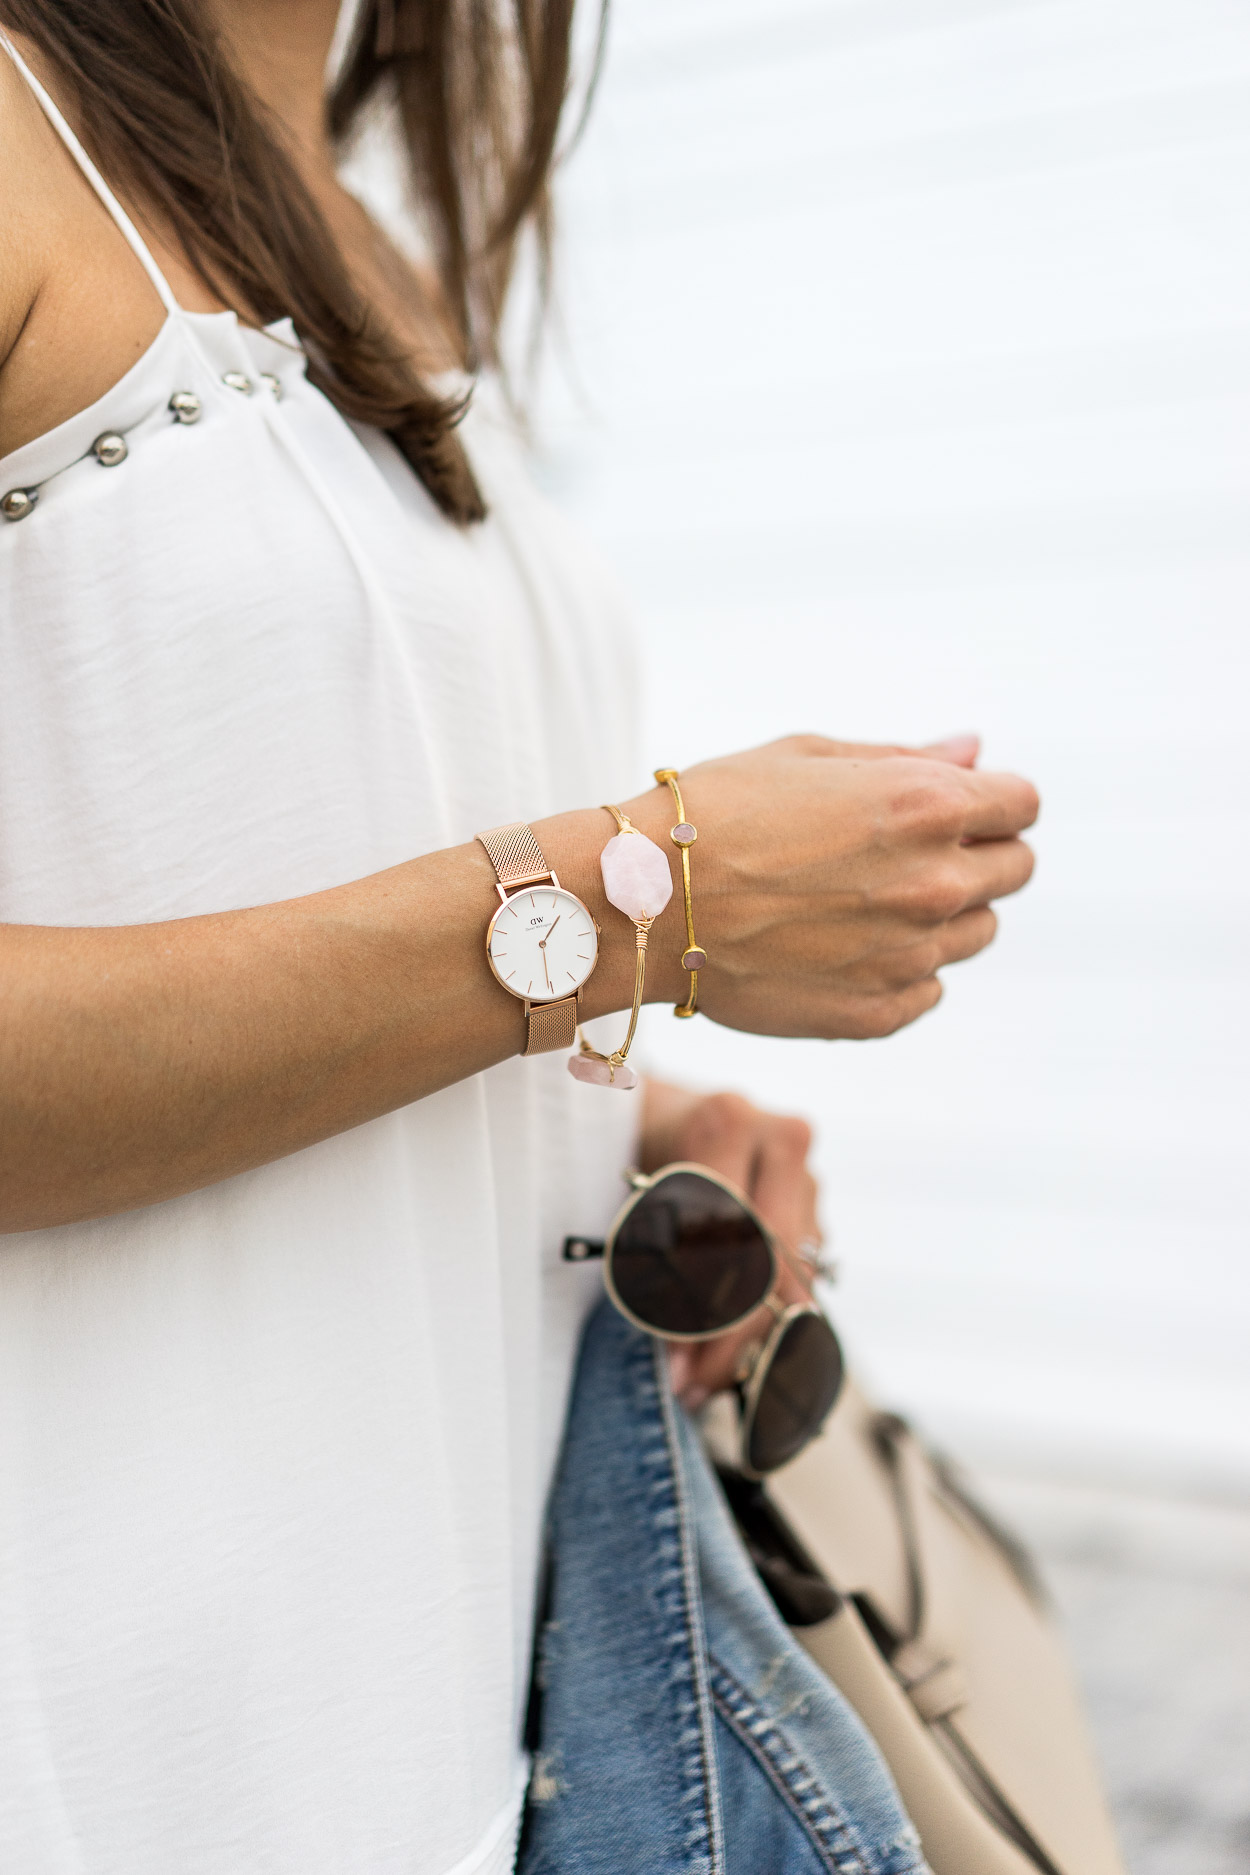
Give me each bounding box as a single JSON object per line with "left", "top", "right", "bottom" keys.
{"left": 0, "top": 41, "right": 1039, "bottom": 1237}
{"left": 0, "top": 820, "right": 638, "bottom": 1233}
{"left": 0, "top": 741, "right": 1037, "bottom": 1234}
{"left": 0, "top": 51, "right": 44, "bottom": 434}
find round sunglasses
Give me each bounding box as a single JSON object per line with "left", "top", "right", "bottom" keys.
{"left": 564, "top": 1163, "right": 844, "bottom": 1475}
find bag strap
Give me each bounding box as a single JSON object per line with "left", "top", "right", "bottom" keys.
{"left": 718, "top": 1439, "right": 1072, "bottom": 1875}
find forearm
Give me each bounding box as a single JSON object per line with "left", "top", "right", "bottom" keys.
{"left": 0, "top": 804, "right": 684, "bottom": 1233}
{"left": 0, "top": 735, "right": 1039, "bottom": 1232}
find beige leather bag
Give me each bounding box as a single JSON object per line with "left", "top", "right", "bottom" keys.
{"left": 706, "top": 1382, "right": 1126, "bottom": 1875}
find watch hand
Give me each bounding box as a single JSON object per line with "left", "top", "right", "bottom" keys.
{"left": 537, "top": 914, "right": 560, "bottom": 991}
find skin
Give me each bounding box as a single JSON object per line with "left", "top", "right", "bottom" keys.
{"left": 0, "top": 3, "right": 1039, "bottom": 1401}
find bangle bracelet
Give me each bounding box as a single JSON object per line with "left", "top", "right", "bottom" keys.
{"left": 568, "top": 806, "right": 673, "bottom": 1091}
{"left": 653, "top": 768, "right": 706, "bottom": 1018}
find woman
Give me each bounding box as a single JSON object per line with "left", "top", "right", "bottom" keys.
{"left": 0, "top": 2, "right": 1037, "bottom": 1869}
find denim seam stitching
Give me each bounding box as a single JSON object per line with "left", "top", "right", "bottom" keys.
{"left": 709, "top": 1658, "right": 867, "bottom": 1875}
{"left": 708, "top": 1655, "right": 927, "bottom": 1875}
{"left": 635, "top": 1329, "right": 726, "bottom": 1875}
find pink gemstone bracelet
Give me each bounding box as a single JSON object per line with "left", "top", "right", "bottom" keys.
{"left": 567, "top": 805, "right": 674, "bottom": 1091}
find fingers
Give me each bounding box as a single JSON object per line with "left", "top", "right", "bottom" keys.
{"left": 662, "top": 738, "right": 1038, "bottom": 1049}
{"left": 675, "top": 1091, "right": 761, "bottom": 1192}
{"left": 920, "top": 733, "right": 980, "bottom": 767}
{"left": 941, "top": 904, "right": 998, "bottom": 962}
{"left": 674, "top": 1098, "right": 819, "bottom": 1260}
{"left": 698, "top": 970, "right": 946, "bottom": 1042}
{"left": 886, "top": 837, "right": 1032, "bottom": 928}
{"left": 677, "top": 1319, "right": 754, "bottom": 1408}
{"left": 667, "top": 1342, "right": 697, "bottom": 1395}
{"left": 677, "top": 1241, "right": 817, "bottom": 1409}
{"left": 779, "top": 734, "right": 916, "bottom": 762}
{"left": 958, "top": 837, "right": 1035, "bottom": 907}
{"left": 822, "top": 976, "right": 944, "bottom": 1040}
{"left": 746, "top": 1112, "right": 817, "bottom": 1247}
{"left": 844, "top": 906, "right": 999, "bottom": 990}
{"left": 731, "top": 900, "right": 989, "bottom": 1037}
{"left": 957, "top": 767, "right": 1040, "bottom": 840}
{"left": 748, "top": 1127, "right": 823, "bottom": 1338}
{"left": 637, "top": 1078, "right": 706, "bottom": 1173}
{"left": 664, "top": 1096, "right": 822, "bottom": 1409}
{"left": 778, "top": 732, "right": 980, "bottom": 767}
{"left": 678, "top": 1250, "right": 812, "bottom": 1408}
{"left": 663, "top": 1094, "right": 764, "bottom": 1402}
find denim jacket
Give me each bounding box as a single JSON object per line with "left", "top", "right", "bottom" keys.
{"left": 517, "top": 1300, "right": 931, "bottom": 1875}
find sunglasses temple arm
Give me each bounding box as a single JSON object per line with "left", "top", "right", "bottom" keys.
{"left": 562, "top": 1236, "right": 606, "bottom": 1263}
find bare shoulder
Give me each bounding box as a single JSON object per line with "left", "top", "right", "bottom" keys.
{"left": 0, "top": 47, "right": 50, "bottom": 371}
{"left": 0, "top": 38, "right": 171, "bottom": 459}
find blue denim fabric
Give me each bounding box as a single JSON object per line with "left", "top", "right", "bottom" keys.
{"left": 517, "top": 1300, "right": 930, "bottom": 1875}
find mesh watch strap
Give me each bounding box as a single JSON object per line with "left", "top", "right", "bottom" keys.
{"left": 522, "top": 996, "right": 579, "bottom": 1055}
{"left": 477, "top": 821, "right": 579, "bottom": 1056}
{"left": 477, "top": 822, "right": 551, "bottom": 889}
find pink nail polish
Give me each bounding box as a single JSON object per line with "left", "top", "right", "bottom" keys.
{"left": 931, "top": 733, "right": 980, "bottom": 763}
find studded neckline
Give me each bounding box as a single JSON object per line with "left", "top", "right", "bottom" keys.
{"left": 0, "top": 312, "right": 304, "bottom": 522}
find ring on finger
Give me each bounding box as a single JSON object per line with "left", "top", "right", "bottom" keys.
{"left": 796, "top": 1236, "right": 838, "bottom": 1281}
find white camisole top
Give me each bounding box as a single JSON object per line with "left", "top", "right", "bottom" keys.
{"left": 0, "top": 38, "right": 639, "bottom": 1875}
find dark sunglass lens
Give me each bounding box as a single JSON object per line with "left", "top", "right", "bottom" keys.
{"left": 610, "top": 1171, "right": 774, "bottom": 1337}
{"left": 745, "top": 1313, "right": 844, "bottom": 1475}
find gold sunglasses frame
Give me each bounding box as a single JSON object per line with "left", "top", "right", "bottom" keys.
{"left": 599, "top": 1162, "right": 780, "bottom": 1344}
{"left": 562, "top": 1161, "right": 844, "bottom": 1475}
{"left": 735, "top": 1297, "right": 843, "bottom": 1480}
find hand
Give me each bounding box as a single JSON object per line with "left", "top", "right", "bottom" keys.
{"left": 620, "top": 732, "right": 1038, "bottom": 1041}
{"left": 640, "top": 1083, "right": 824, "bottom": 1410}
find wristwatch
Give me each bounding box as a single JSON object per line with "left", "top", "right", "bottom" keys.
{"left": 477, "top": 822, "right": 600, "bottom": 1055}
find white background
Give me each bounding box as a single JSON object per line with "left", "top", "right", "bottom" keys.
{"left": 535, "top": 0, "right": 1250, "bottom": 1499}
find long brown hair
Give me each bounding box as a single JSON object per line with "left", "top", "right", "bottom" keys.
{"left": 1, "top": 0, "right": 600, "bottom": 523}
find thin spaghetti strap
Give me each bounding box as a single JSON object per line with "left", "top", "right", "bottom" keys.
{"left": 0, "top": 30, "right": 180, "bottom": 317}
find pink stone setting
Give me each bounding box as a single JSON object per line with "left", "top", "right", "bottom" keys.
{"left": 568, "top": 823, "right": 670, "bottom": 1095}
{"left": 599, "top": 828, "right": 673, "bottom": 922}
{"left": 670, "top": 822, "right": 697, "bottom": 846}
{"left": 567, "top": 1053, "right": 639, "bottom": 1090}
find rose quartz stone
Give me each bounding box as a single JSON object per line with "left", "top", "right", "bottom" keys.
{"left": 600, "top": 829, "right": 673, "bottom": 922}
{"left": 568, "top": 1053, "right": 639, "bottom": 1090}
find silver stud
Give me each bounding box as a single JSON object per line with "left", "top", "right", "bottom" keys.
{"left": 259, "top": 372, "right": 282, "bottom": 401}
{"left": 222, "top": 371, "right": 253, "bottom": 395}
{"left": 92, "top": 432, "right": 128, "bottom": 467}
{"left": 169, "top": 390, "right": 202, "bottom": 425}
{"left": 1, "top": 487, "right": 37, "bottom": 522}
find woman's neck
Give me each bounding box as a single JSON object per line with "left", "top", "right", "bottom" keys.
{"left": 206, "top": 0, "right": 344, "bottom": 183}
{"left": 205, "top": 0, "right": 464, "bottom": 374}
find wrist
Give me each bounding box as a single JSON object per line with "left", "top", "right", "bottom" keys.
{"left": 617, "top": 777, "right": 714, "bottom": 1011}
{"left": 532, "top": 800, "right": 687, "bottom": 1016}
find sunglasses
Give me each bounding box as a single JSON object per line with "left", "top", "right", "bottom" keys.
{"left": 564, "top": 1163, "right": 845, "bottom": 1476}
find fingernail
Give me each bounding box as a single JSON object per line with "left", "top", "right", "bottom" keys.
{"left": 682, "top": 1386, "right": 710, "bottom": 1414}
{"left": 668, "top": 1346, "right": 693, "bottom": 1392}
{"left": 930, "top": 733, "right": 980, "bottom": 762}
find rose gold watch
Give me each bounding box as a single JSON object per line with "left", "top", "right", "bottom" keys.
{"left": 477, "top": 822, "right": 600, "bottom": 1055}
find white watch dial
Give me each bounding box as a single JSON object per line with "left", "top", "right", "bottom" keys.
{"left": 487, "top": 887, "right": 599, "bottom": 1004}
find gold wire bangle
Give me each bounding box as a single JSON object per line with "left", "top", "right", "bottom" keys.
{"left": 653, "top": 768, "right": 705, "bottom": 1018}
{"left": 574, "top": 806, "right": 652, "bottom": 1084}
